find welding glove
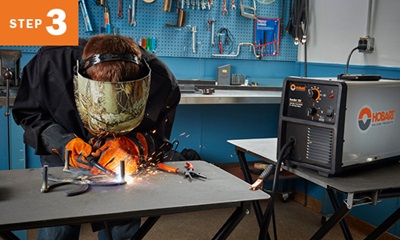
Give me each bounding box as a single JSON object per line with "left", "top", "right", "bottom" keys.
{"left": 41, "top": 124, "right": 93, "bottom": 170}
{"left": 90, "top": 136, "right": 141, "bottom": 175}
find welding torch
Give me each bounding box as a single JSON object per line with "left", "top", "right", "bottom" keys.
{"left": 79, "top": 0, "right": 93, "bottom": 32}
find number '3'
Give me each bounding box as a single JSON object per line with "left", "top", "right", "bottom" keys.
{"left": 46, "top": 9, "right": 67, "bottom": 36}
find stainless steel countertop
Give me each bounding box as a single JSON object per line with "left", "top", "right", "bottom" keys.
{"left": 0, "top": 96, "right": 14, "bottom": 107}
{"left": 180, "top": 89, "right": 282, "bottom": 104}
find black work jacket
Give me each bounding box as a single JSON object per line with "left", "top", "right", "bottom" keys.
{"left": 12, "top": 39, "right": 181, "bottom": 166}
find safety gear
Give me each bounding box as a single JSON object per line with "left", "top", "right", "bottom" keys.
{"left": 90, "top": 136, "right": 141, "bottom": 175}
{"left": 41, "top": 124, "right": 93, "bottom": 170}
{"left": 13, "top": 41, "right": 180, "bottom": 168}
{"left": 65, "top": 138, "right": 93, "bottom": 170}
{"left": 73, "top": 53, "right": 151, "bottom": 138}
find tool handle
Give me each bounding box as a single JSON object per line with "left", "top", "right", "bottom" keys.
{"left": 157, "top": 163, "right": 179, "bottom": 173}
{"left": 79, "top": 0, "right": 93, "bottom": 32}
{"left": 186, "top": 161, "right": 194, "bottom": 170}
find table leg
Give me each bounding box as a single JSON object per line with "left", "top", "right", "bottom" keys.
{"left": 365, "top": 207, "right": 400, "bottom": 240}
{"left": 236, "top": 149, "right": 264, "bottom": 227}
{"left": 130, "top": 216, "right": 160, "bottom": 240}
{"left": 326, "top": 188, "right": 353, "bottom": 239}
{"left": 212, "top": 202, "right": 251, "bottom": 240}
{"left": 310, "top": 199, "right": 351, "bottom": 240}
{"left": 0, "top": 231, "right": 20, "bottom": 240}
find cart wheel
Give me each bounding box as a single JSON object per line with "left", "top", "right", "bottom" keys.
{"left": 279, "top": 192, "right": 292, "bottom": 203}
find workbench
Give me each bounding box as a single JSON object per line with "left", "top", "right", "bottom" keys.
{"left": 0, "top": 160, "right": 270, "bottom": 240}
{"left": 228, "top": 138, "right": 400, "bottom": 240}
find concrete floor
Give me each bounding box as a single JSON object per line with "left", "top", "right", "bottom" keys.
{"left": 27, "top": 199, "right": 370, "bottom": 240}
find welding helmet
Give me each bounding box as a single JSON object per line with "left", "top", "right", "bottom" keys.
{"left": 73, "top": 53, "right": 151, "bottom": 138}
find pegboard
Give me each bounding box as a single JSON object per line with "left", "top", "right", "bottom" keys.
{"left": 3, "top": 0, "right": 297, "bottom": 61}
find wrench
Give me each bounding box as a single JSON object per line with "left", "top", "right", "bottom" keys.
{"left": 130, "top": 0, "right": 137, "bottom": 26}
{"left": 207, "top": 0, "right": 213, "bottom": 9}
{"left": 118, "top": 0, "right": 123, "bottom": 18}
{"left": 222, "top": 0, "right": 228, "bottom": 15}
{"left": 201, "top": 0, "right": 207, "bottom": 10}
{"left": 231, "top": 0, "right": 236, "bottom": 10}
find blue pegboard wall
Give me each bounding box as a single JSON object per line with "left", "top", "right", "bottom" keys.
{"left": 3, "top": 0, "right": 297, "bottom": 61}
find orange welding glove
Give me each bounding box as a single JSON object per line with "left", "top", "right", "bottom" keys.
{"left": 65, "top": 138, "right": 94, "bottom": 170}
{"left": 90, "top": 136, "right": 140, "bottom": 175}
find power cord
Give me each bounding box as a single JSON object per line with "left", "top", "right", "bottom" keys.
{"left": 259, "top": 138, "right": 296, "bottom": 240}
{"left": 344, "top": 46, "right": 366, "bottom": 74}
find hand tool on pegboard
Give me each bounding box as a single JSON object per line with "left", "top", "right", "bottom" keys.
{"left": 222, "top": 0, "right": 228, "bottom": 15}
{"left": 78, "top": 0, "right": 93, "bottom": 32}
{"left": 165, "top": 9, "right": 186, "bottom": 27}
{"left": 240, "top": 0, "right": 257, "bottom": 19}
{"left": 231, "top": 0, "right": 236, "bottom": 10}
{"left": 118, "top": 0, "right": 123, "bottom": 18}
{"left": 129, "top": 0, "right": 137, "bottom": 26}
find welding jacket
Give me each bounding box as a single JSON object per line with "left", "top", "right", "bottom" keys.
{"left": 12, "top": 39, "right": 181, "bottom": 167}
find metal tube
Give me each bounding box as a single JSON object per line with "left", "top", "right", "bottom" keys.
{"left": 191, "top": 26, "right": 197, "bottom": 53}
{"left": 211, "top": 20, "right": 215, "bottom": 46}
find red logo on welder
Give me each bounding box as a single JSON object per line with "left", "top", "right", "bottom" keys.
{"left": 358, "top": 107, "right": 372, "bottom": 131}
{"left": 358, "top": 106, "right": 395, "bottom": 131}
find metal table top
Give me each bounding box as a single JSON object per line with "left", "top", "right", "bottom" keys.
{"left": 0, "top": 160, "right": 269, "bottom": 232}
{"left": 228, "top": 138, "right": 400, "bottom": 194}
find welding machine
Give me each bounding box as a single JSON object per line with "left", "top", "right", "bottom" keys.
{"left": 277, "top": 76, "right": 400, "bottom": 177}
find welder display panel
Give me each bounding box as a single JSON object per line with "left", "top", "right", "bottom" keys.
{"left": 341, "top": 83, "right": 400, "bottom": 167}
{"left": 283, "top": 80, "right": 340, "bottom": 124}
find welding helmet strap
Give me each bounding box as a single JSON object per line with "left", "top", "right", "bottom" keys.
{"left": 79, "top": 53, "right": 140, "bottom": 74}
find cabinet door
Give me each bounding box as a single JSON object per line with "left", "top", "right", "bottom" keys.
{"left": 9, "top": 108, "right": 26, "bottom": 170}
{"left": 0, "top": 107, "right": 10, "bottom": 170}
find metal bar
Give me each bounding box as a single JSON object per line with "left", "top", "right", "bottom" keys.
{"left": 326, "top": 189, "right": 353, "bottom": 240}
{"left": 236, "top": 148, "right": 264, "bottom": 227}
{"left": 310, "top": 200, "right": 351, "bottom": 240}
{"left": 212, "top": 202, "right": 250, "bottom": 240}
{"left": 0, "top": 231, "right": 20, "bottom": 240}
{"left": 365, "top": 207, "right": 400, "bottom": 240}
{"left": 130, "top": 216, "right": 160, "bottom": 240}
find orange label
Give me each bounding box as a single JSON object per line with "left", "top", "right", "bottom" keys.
{"left": 0, "top": 0, "right": 78, "bottom": 46}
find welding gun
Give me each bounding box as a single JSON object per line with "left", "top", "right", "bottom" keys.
{"left": 79, "top": 0, "right": 93, "bottom": 32}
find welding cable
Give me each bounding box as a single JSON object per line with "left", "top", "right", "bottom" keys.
{"left": 259, "top": 138, "right": 295, "bottom": 240}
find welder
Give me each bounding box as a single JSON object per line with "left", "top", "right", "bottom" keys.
{"left": 12, "top": 34, "right": 181, "bottom": 240}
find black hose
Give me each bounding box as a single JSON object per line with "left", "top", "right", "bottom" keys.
{"left": 259, "top": 138, "right": 295, "bottom": 240}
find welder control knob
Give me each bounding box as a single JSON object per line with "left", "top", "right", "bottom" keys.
{"left": 307, "top": 107, "right": 317, "bottom": 116}
{"left": 326, "top": 108, "right": 334, "bottom": 117}
{"left": 307, "top": 88, "right": 320, "bottom": 100}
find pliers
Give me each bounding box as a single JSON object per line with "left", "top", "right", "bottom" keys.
{"left": 41, "top": 165, "right": 126, "bottom": 197}
{"left": 157, "top": 161, "right": 207, "bottom": 182}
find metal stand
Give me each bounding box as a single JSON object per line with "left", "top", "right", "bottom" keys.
{"left": 236, "top": 149, "right": 264, "bottom": 227}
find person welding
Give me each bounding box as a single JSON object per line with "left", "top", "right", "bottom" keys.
{"left": 12, "top": 34, "right": 181, "bottom": 240}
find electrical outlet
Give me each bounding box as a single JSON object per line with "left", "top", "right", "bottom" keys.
{"left": 358, "top": 37, "right": 374, "bottom": 53}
